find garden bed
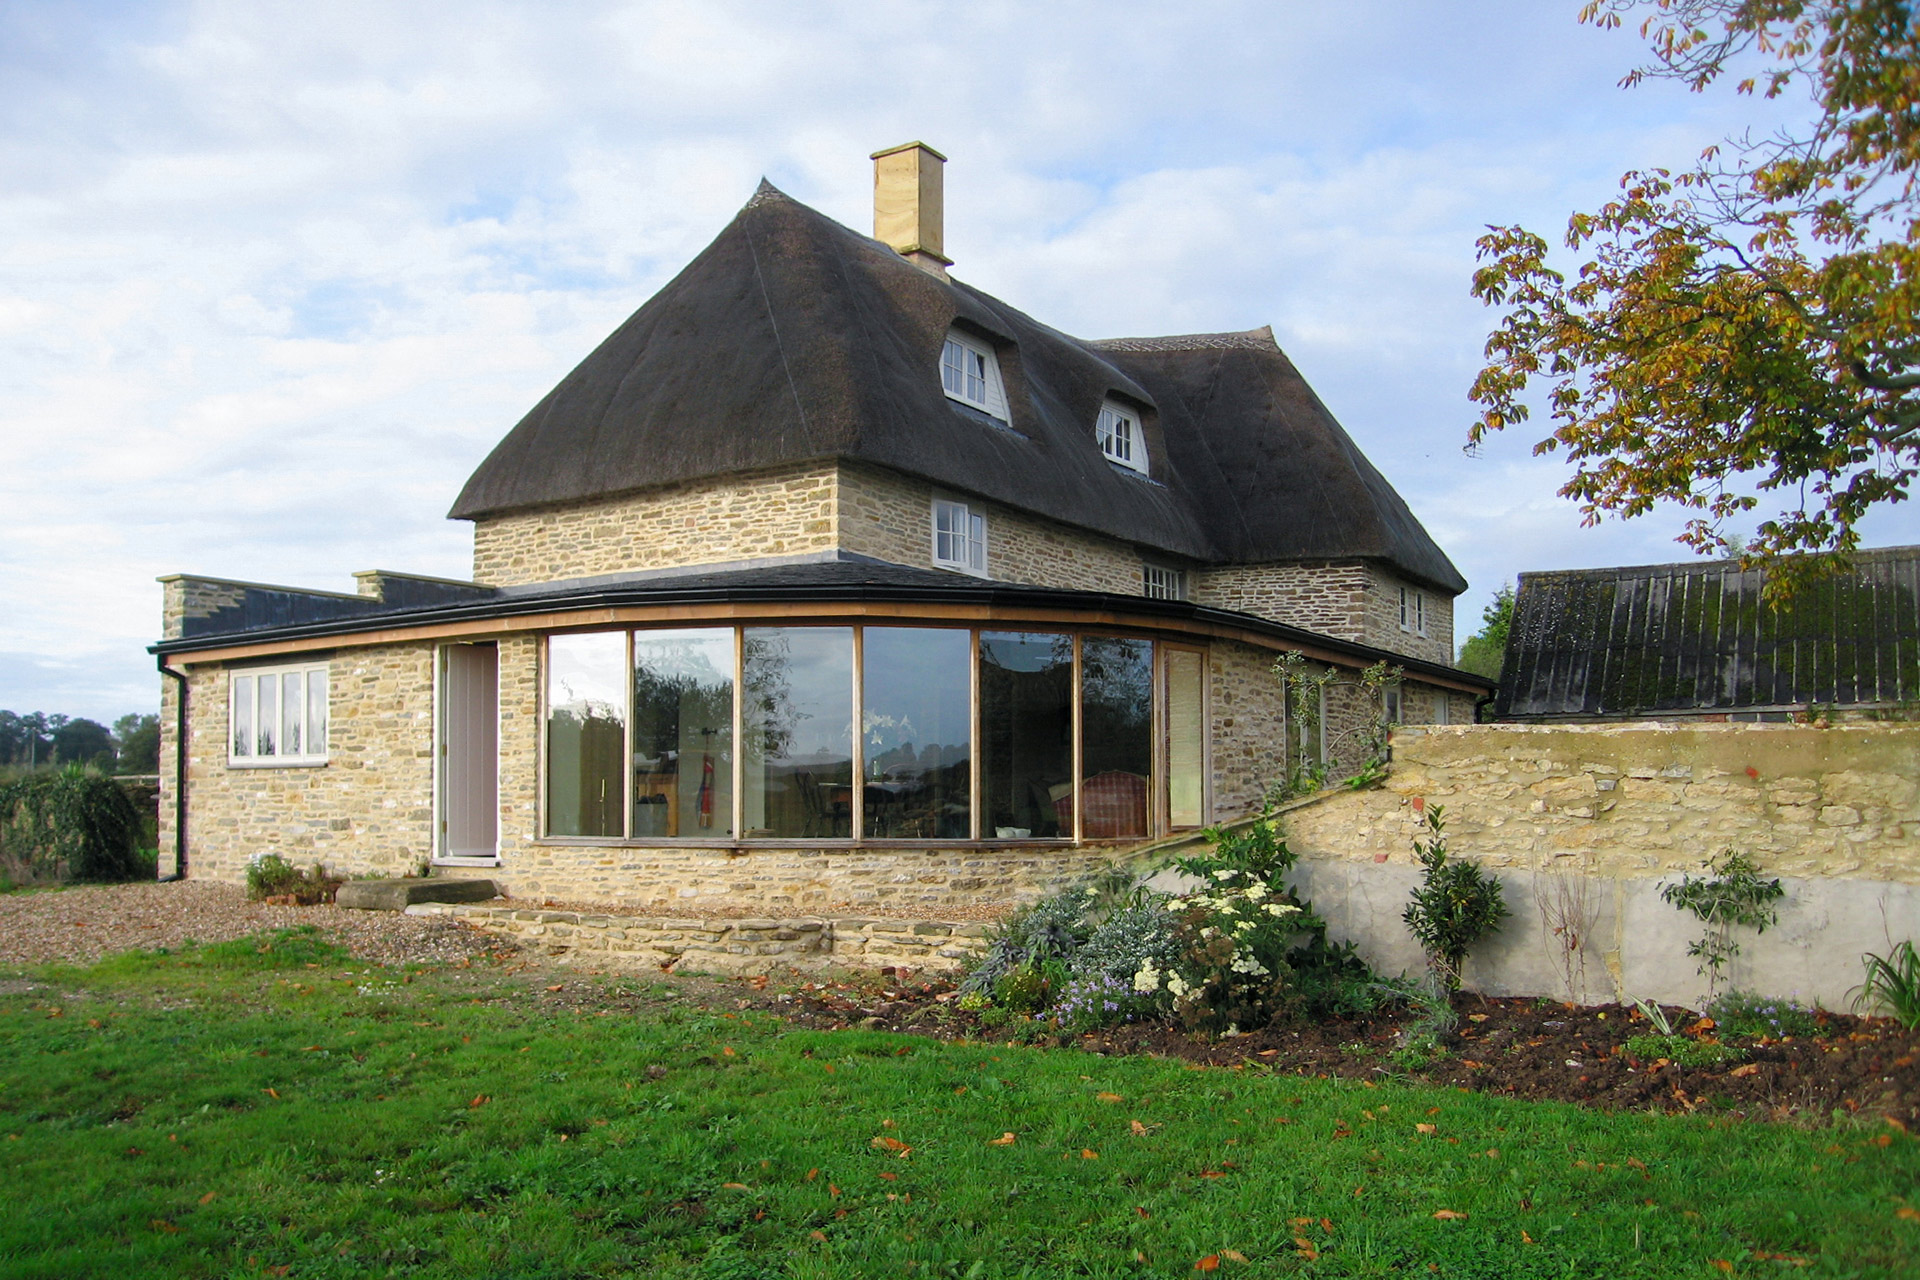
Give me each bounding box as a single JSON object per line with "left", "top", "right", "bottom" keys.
{"left": 764, "top": 975, "right": 1920, "bottom": 1126}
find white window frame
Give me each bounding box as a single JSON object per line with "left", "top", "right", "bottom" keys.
{"left": 228, "top": 661, "right": 329, "bottom": 767}
{"left": 1415, "top": 590, "right": 1427, "bottom": 637}
{"left": 1142, "top": 564, "right": 1187, "bottom": 601}
{"left": 940, "top": 329, "right": 1010, "bottom": 422}
{"left": 1097, "top": 401, "right": 1147, "bottom": 473}
{"left": 931, "top": 497, "right": 987, "bottom": 576}
{"left": 1398, "top": 585, "right": 1411, "bottom": 631}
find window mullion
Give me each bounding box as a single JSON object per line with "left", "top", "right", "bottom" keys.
{"left": 850, "top": 626, "right": 865, "bottom": 842}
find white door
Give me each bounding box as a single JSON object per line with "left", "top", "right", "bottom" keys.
{"left": 439, "top": 643, "right": 499, "bottom": 860}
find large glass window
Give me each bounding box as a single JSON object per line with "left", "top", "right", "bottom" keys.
{"left": 979, "top": 632, "right": 1074, "bottom": 838}
{"left": 862, "top": 627, "right": 972, "bottom": 839}
{"left": 547, "top": 632, "right": 627, "bottom": 838}
{"left": 1080, "top": 636, "right": 1153, "bottom": 839}
{"left": 743, "top": 627, "right": 854, "bottom": 839}
{"left": 631, "top": 629, "right": 735, "bottom": 839}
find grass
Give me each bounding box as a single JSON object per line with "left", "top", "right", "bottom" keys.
{"left": 0, "top": 931, "right": 1915, "bottom": 1278}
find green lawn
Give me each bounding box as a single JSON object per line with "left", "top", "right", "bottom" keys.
{"left": 1, "top": 931, "right": 1915, "bottom": 1279}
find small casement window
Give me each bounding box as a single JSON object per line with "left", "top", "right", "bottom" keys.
{"left": 1097, "top": 401, "right": 1147, "bottom": 473}
{"left": 940, "top": 329, "right": 1009, "bottom": 421}
{"left": 1382, "top": 683, "right": 1403, "bottom": 725}
{"left": 1142, "top": 564, "right": 1187, "bottom": 600}
{"left": 229, "top": 662, "right": 329, "bottom": 766}
{"left": 931, "top": 498, "right": 987, "bottom": 575}
{"left": 1398, "top": 585, "right": 1427, "bottom": 636}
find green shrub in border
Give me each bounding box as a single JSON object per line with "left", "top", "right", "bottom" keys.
{"left": 244, "top": 854, "right": 343, "bottom": 905}
{"left": 0, "top": 766, "right": 146, "bottom": 884}
{"left": 1401, "top": 804, "right": 1508, "bottom": 990}
{"left": 1624, "top": 1033, "right": 1746, "bottom": 1067}
{"left": 1707, "top": 989, "right": 1823, "bottom": 1039}
{"left": 1851, "top": 940, "right": 1920, "bottom": 1030}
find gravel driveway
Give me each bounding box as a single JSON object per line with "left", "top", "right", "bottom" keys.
{"left": 0, "top": 880, "right": 512, "bottom": 968}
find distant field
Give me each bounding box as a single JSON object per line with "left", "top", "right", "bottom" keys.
{"left": 1, "top": 930, "right": 1915, "bottom": 1278}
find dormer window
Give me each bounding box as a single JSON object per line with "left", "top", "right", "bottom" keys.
{"left": 941, "top": 329, "right": 1009, "bottom": 422}
{"left": 1097, "top": 401, "right": 1146, "bottom": 473}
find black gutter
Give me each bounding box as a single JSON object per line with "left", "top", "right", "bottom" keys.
{"left": 157, "top": 653, "right": 188, "bottom": 882}
{"left": 149, "top": 577, "right": 1495, "bottom": 693}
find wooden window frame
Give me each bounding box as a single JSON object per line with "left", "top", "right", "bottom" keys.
{"left": 226, "top": 660, "right": 329, "bottom": 768}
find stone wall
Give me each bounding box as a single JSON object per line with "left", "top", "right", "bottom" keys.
{"left": 1193, "top": 562, "right": 1454, "bottom": 664}
{"left": 158, "top": 576, "right": 250, "bottom": 641}
{"left": 1276, "top": 722, "right": 1920, "bottom": 1006}
{"left": 469, "top": 462, "right": 839, "bottom": 586}
{"left": 838, "top": 463, "right": 1150, "bottom": 593}
{"left": 162, "top": 644, "right": 438, "bottom": 882}
{"left": 410, "top": 902, "right": 992, "bottom": 976}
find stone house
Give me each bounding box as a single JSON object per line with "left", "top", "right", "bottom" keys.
{"left": 153, "top": 143, "right": 1490, "bottom": 914}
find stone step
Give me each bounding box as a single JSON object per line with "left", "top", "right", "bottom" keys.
{"left": 337, "top": 878, "right": 500, "bottom": 911}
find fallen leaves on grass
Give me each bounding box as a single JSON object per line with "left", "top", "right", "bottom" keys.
{"left": 1194, "top": 1256, "right": 1219, "bottom": 1272}
{"left": 1432, "top": 1210, "right": 1467, "bottom": 1220}
{"left": 1081, "top": 1148, "right": 1098, "bottom": 1159}
{"left": 870, "top": 1134, "right": 912, "bottom": 1157}
{"left": 987, "top": 1133, "right": 1016, "bottom": 1146}
{"left": 1415, "top": 1123, "right": 1436, "bottom": 1135}
{"left": 469, "top": 1094, "right": 488, "bottom": 1108}
{"left": 1096, "top": 1092, "right": 1124, "bottom": 1103}
{"left": 721, "top": 1183, "right": 749, "bottom": 1190}
{"left": 1897, "top": 1206, "right": 1920, "bottom": 1222}
{"left": 198, "top": 1191, "right": 216, "bottom": 1205}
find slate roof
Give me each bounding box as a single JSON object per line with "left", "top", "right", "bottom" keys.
{"left": 449, "top": 182, "right": 1467, "bottom": 594}
{"left": 1496, "top": 547, "right": 1920, "bottom": 719}
{"left": 150, "top": 554, "right": 1491, "bottom": 693}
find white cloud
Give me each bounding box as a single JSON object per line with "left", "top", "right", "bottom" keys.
{"left": 2, "top": 0, "right": 1907, "bottom": 720}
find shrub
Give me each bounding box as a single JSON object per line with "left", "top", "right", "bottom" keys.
{"left": 1660, "top": 851, "right": 1785, "bottom": 1002}
{"left": 1624, "top": 1033, "right": 1746, "bottom": 1068}
{"left": 1708, "top": 990, "right": 1823, "bottom": 1039}
{"left": 1140, "top": 874, "right": 1303, "bottom": 1034}
{"left": 960, "top": 883, "right": 1102, "bottom": 995}
{"left": 1401, "top": 805, "right": 1508, "bottom": 990}
{"left": 1048, "top": 972, "right": 1162, "bottom": 1034}
{"left": 1851, "top": 940, "right": 1920, "bottom": 1030}
{"left": 0, "top": 766, "right": 147, "bottom": 885}
{"left": 1071, "top": 899, "right": 1182, "bottom": 991}
{"left": 244, "top": 853, "right": 343, "bottom": 905}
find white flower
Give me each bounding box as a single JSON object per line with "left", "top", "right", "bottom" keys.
{"left": 1133, "top": 964, "right": 1162, "bottom": 994}
{"left": 1166, "top": 973, "right": 1191, "bottom": 998}
{"left": 1211, "top": 869, "right": 1234, "bottom": 881}
{"left": 1264, "top": 903, "right": 1300, "bottom": 918}
{"left": 1229, "top": 954, "right": 1269, "bottom": 976}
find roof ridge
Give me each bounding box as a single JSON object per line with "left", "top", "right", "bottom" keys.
{"left": 1087, "top": 326, "right": 1277, "bottom": 353}
{"left": 744, "top": 177, "right": 791, "bottom": 209}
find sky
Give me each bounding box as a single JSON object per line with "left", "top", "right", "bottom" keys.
{"left": 4, "top": 0, "right": 1914, "bottom": 724}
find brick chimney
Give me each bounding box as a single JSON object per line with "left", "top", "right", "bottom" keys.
{"left": 871, "top": 141, "right": 951, "bottom": 278}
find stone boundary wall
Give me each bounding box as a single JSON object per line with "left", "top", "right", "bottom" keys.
{"left": 409, "top": 903, "right": 991, "bottom": 976}
{"left": 1277, "top": 722, "right": 1920, "bottom": 1006}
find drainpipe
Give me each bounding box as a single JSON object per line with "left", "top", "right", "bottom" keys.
{"left": 157, "top": 654, "right": 188, "bottom": 881}
{"left": 1473, "top": 692, "right": 1497, "bottom": 724}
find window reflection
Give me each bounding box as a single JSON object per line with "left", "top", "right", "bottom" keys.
{"left": 743, "top": 627, "right": 853, "bottom": 838}
{"left": 631, "top": 629, "right": 735, "bottom": 838}
{"left": 979, "top": 632, "right": 1073, "bottom": 838}
{"left": 547, "top": 633, "right": 627, "bottom": 837}
{"left": 862, "top": 628, "right": 971, "bottom": 838}
{"left": 1081, "top": 636, "right": 1153, "bottom": 839}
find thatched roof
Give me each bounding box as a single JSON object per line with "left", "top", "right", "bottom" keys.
{"left": 450, "top": 182, "right": 1466, "bottom": 594}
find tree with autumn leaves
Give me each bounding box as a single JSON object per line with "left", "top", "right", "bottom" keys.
{"left": 1470, "top": 1, "right": 1920, "bottom": 594}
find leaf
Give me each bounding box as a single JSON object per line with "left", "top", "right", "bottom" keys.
{"left": 1199, "top": 1170, "right": 1227, "bottom": 1179}
{"left": 1194, "top": 1256, "right": 1220, "bottom": 1272}
{"left": 805, "top": 1168, "right": 819, "bottom": 1182}
{"left": 828, "top": 1184, "right": 841, "bottom": 1198}
{"left": 722, "top": 1046, "right": 736, "bottom": 1058}
{"left": 1897, "top": 1206, "right": 1920, "bottom": 1222}
{"left": 1432, "top": 1210, "right": 1467, "bottom": 1220}
{"left": 1223, "top": 1250, "right": 1249, "bottom": 1263}
{"left": 722, "top": 1182, "right": 749, "bottom": 1190}
{"left": 198, "top": 1191, "right": 216, "bottom": 1205}
{"left": 870, "top": 1135, "right": 910, "bottom": 1152}
{"left": 1729, "top": 1063, "right": 1760, "bottom": 1078}
{"left": 469, "top": 1094, "right": 488, "bottom": 1108}
{"left": 809, "top": 1230, "right": 827, "bottom": 1242}
{"left": 1294, "top": 1237, "right": 1319, "bottom": 1260}
{"left": 1131, "top": 1120, "right": 1149, "bottom": 1135}
{"left": 545, "top": 984, "right": 562, "bottom": 992}
{"left": 1081, "top": 1148, "right": 1098, "bottom": 1160}
{"left": 1711, "top": 1261, "right": 1734, "bottom": 1273}
{"left": 1097, "top": 1092, "right": 1124, "bottom": 1103}
{"left": 263, "top": 1088, "right": 279, "bottom": 1099}
{"left": 1415, "top": 1123, "right": 1437, "bottom": 1135}
{"left": 988, "top": 1133, "right": 1016, "bottom": 1146}
{"left": 878, "top": 1171, "right": 898, "bottom": 1181}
